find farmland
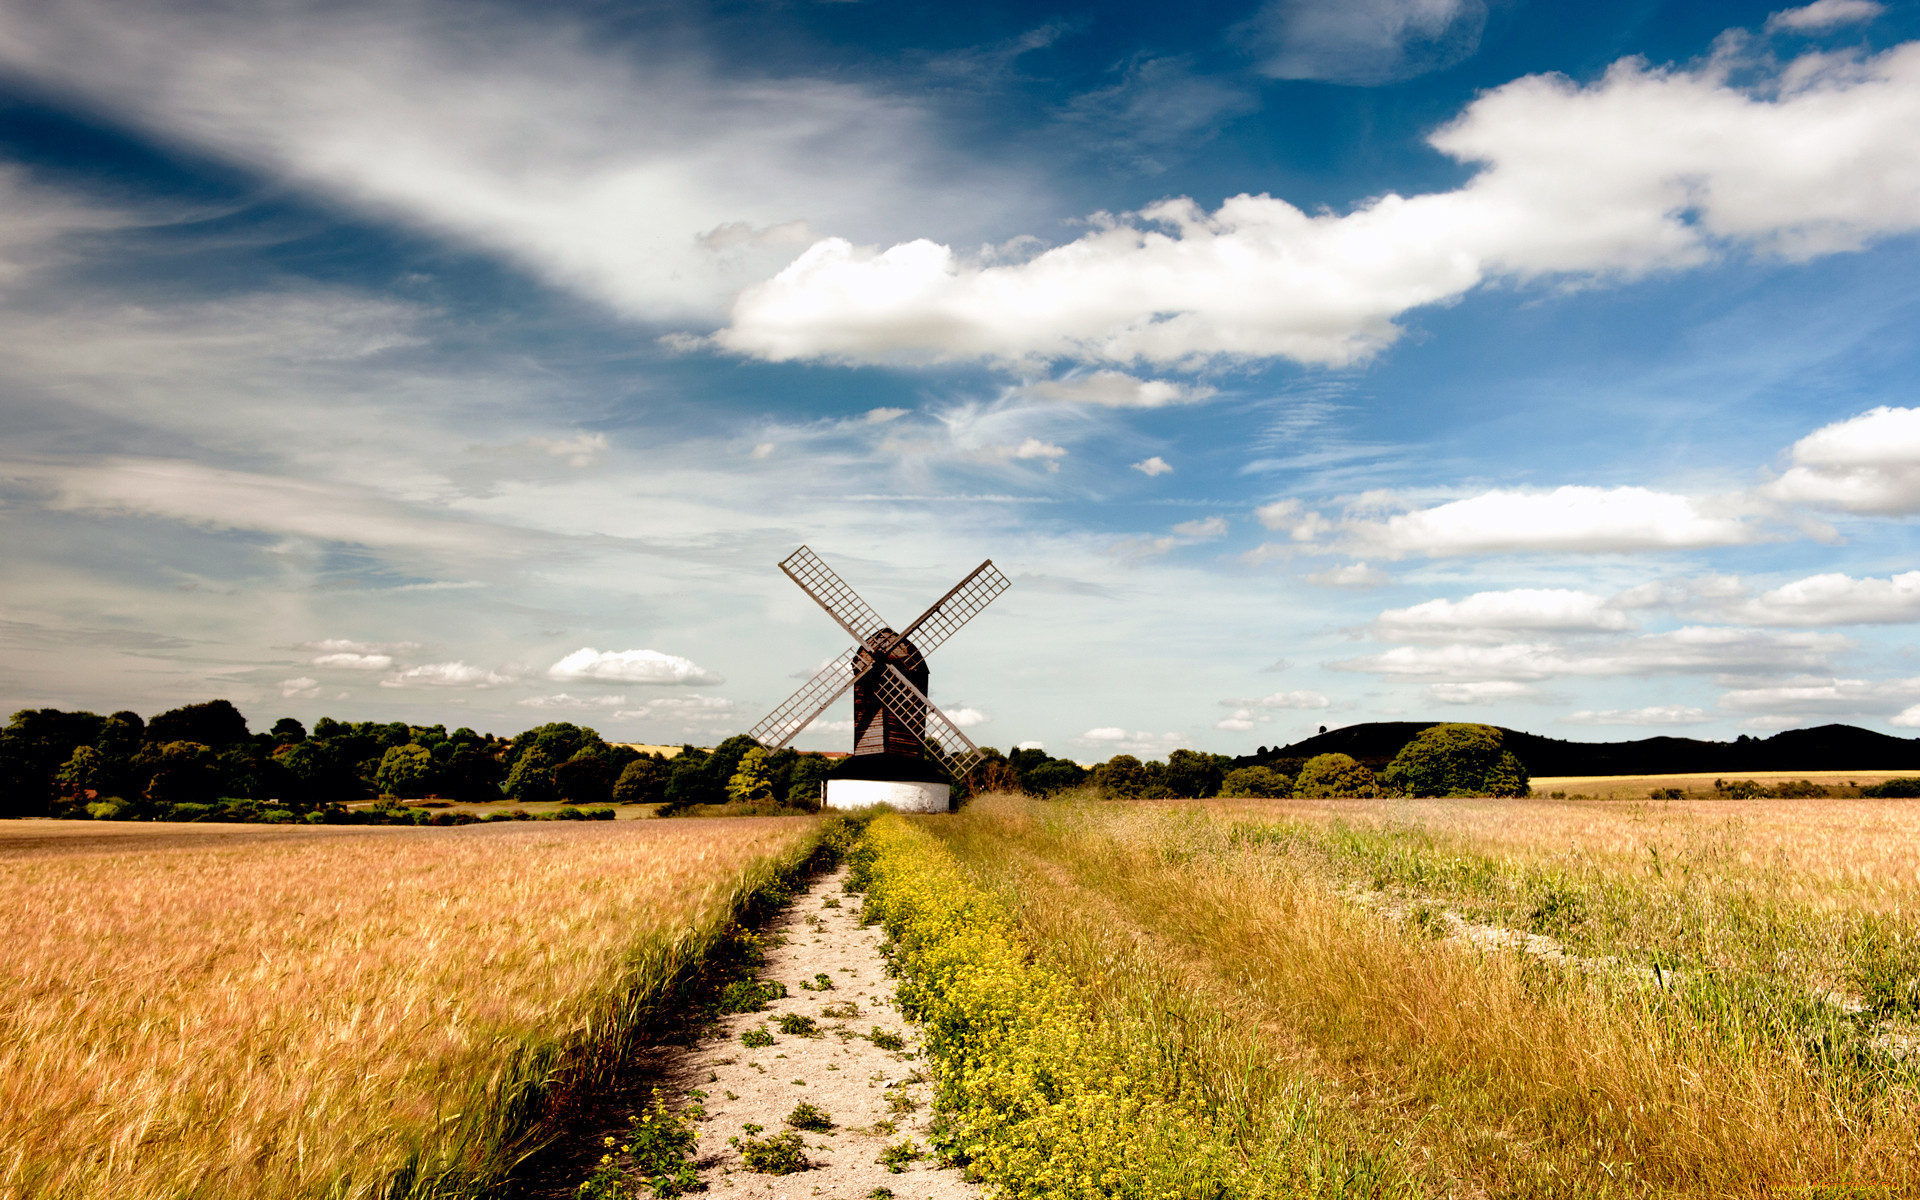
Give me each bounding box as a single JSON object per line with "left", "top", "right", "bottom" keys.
{"left": 862, "top": 792, "right": 1920, "bottom": 1198}
{"left": 0, "top": 815, "right": 823, "bottom": 1200}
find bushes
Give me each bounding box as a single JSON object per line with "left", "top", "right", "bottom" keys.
{"left": 1219, "top": 764, "right": 1292, "bottom": 797}
{"left": 1294, "top": 752, "right": 1377, "bottom": 798}
{"left": 1380, "top": 723, "right": 1528, "bottom": 798}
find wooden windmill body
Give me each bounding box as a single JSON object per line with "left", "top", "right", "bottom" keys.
{"left": 749, "top": 547, "right": 1010, "bottom": 812}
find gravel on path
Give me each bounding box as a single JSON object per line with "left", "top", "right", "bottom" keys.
{"left": 680, "top": 864, "right": 982, "bottom": 1200}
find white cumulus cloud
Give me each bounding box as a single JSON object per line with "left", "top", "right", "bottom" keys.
{"left": 1764, "top": 406, "right": 1920, "bottom": 514}
{"left": 719, "top": 41, "right": 1920, "bottom": 367}
{"left": 1377, "top": 588, "right": 1633, "bottom": 641}
{"left": 1564, "top": 705, "right": 1713, "bottom": 725}
{"left": 1718, "top": 675, "right": 1920, "bottom": 716}
{"left": 548, "top": 648, "right": 721, "bottom": 685}
{"left": 1723, "top": 570, "right": 1920, "bottom": 625}
{"left": 279, "top": 676, "right": 321, "bottom": 698}
{"left": 1348, "top": 486, "right": 1761, "bottom": 557}
{"left": 309, "top": 652, "right": 395, "bottom": 670}
{"left": 1425, "top": 680, "right": 1542, "bottom": 705}
{"left": 946, "top": 707, "right": 989, "bottom": 728}
{"left": 1766, "top": 0, "right": 1884, "bottom": 33}
{"left": 381, "top": 661, "right": 512, "bottom": 688}
{"left": 1131, "top": 456, "right": 1173, "bottom": 476}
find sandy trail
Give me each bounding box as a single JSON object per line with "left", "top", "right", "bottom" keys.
{"left": 679, "top": 864, "right": 981, "bottom": 1199}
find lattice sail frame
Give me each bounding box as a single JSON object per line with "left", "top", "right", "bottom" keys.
{"left": 747, "top": 545, "right": 1006, "bottom": 778}
{"left": 874, "top": 663, "right": 987, "bottom": 778}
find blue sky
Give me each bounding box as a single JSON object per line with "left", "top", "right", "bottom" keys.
{"left": 4, "top": 0, "right": 1920, "bottom": 759}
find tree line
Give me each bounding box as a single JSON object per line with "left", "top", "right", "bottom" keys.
{"left": 1, "top": 703, "right": 1533, "bottom": 825}
{"left": 0, "top": 702, "right": 842, "bottom": 824}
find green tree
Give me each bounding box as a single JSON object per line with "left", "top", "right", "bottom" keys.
{"left": 1219, "top": 765, "right": 1291, "bottom": 798}
{"left": 1294, "top": 753, "right": 1376, "bottom": 798}
{"left": 146, "top": 700, "right": 250, "bottom": 748}
{"left": 784, "top": 754, "right": 832, "bottom": 809}
{"left": 503, "top": 743, "right": 560, "bottom": 804}
{"left": 375, "top": 744, "right": 437, "bottom": 797}
{"left": 554, "top": 749, "right": 614, "bottom": 806}
{"left": 613, "top": 755, "right": 670, "bottom": 805}
{"left": 1024, "top": 758, "right": 1088, "bottom": 793}
{"left": 56, "top": 746, "right": 111, "bottom": 797}
{"left": 270, "top": 717, "right": 306, "bottom": 744}
{"left": 1091, "top": 754, "right": 1147, "bottom": 798}
{"left": 727, "top": 747, "right": 776, "bottom": 803}
{"left": 1162, "top": 749, "right": 1227, "bottom": 798}
{"left": 1381, "top": 723, "right": 1529, "bottom": 798}
{"left": 144, "top": 741, "right": 221, "bottom": 806}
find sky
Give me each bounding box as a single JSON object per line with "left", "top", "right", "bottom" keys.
{"left": 4, "top": 0, "right": 1920, "bottom": 760}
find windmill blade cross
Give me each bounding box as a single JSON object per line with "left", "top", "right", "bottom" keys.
{"left": 896, "top": 559, "right": 1011, "bottom": 657}
{"left": 874, "top": 662, "right": 988, "bottom": 779}
{"left": 779, "top": 545, "right": 891, "bottom": 644}
{"left": 747, "top": 646, "right": 864, "bottom": 750}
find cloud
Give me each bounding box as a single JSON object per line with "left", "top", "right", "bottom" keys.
{"left": 719, "top": 40, "right": 1920, "bottom": 367}
{"left": 1014, "top": 740, "right": 1045, "bottom": 751}
{"left": 1348, "top": 487, "right": 1762, "bottom": 557}
{"left": 1723, "top": 570, "right": 1920, "bottom": 625}
{"left": 1718, "top": 676, "right": 1920, "bottom": 716}
{"left": 1377, "top": 588, "right": 1633, "bottom": 642}
{"left": 22, "top": 456, "right": 509, "bottom": 554}
{"left": 309, "top": 652, "right": 395, "bottom": 670}
{"left": 548, "top": 647, "right": 721, "bottom": 685}
{"left": 946, "top": 707, "right": 989, "bottom": 728}
{"left": 0, "top": 0, "right": 1027, "bottom": 323}
{"left": 297, "top": 638, "right": 420, "bottom": 654}
{"left": 1071, "top": 727, "right": 1190, "bottom": 757}
{"left": 1016, "top": 371, "right": 1215, "bottom": 408}
{"left": 380, "top": 661, "right": 512, "bottom": 688}
{"left": 1425, "top": 680, "right": 1542, "bottom": 705}
{"left": 1247, "top": 0, "right": 1489, "bottom": 85}
{"left": 1172, "top": 516, "right": 1229, "bottom": 540}
{"left": 528, "top": 433, "right": 607, "bottom": 468}
{"left": 1223, "top": 690, "right": 1333, "bottom": 710}
{"left": 1766, "top": 0, "right": 1884, "bottom": 33}
{"left": 1307, "top": 562, "right": 1390, "bottom": 588}
{"left": 1564, "top": 705, "right": 1713, "bottom": 725}
{"left": 1335, "top": 627, "right": 1848, "bottom": 681}
{"left": 1763, "top": 406, "right": 1920, "bottom": 514}
{"left": 614, "top": 696, "right": 739, "bottom": 730}
{"left": 1892, "top": 704, "right": 1920, "bottom": 728}
{"left": 1009, "top": 438, "right": 1067, "bottom": 465}
{"left": 279, "top": 676, "right": 321, "bottom": 698}
{"left": 517, "top": 692, "right": 630, "bottom": 709}
{"left": 1111, "top": 514, "right": 1228, "bottom": 558}
{"left": 1255, "top": 498, "right": 1334, "bottom": 542}
{"left": 1131, "top": 456, "right": 1173, "bottom": 476}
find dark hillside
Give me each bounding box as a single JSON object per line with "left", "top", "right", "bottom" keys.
{"left": 1234, "top": 722, "right": 1920, "bottom": 776}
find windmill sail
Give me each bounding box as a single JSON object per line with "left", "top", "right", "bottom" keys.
{"left": 897, "top": 560, "right": 1012, "bottom": 657}
{"left": 779, "top": 545, "right": 891, "bottom": 644}
{"left": 873, "top": 663, "right": 987, "bottom": 778}
{"left": 747, "top": 646, "right": 862, "bottom": 750}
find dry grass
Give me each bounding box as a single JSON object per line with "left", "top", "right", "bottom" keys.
{"left": 1531, "top": 770, "right": 1918, "bottom": 799}
{"left": 0, "top": 816, "right": 819, "bottom": 1200}
{"left": 1199, "top": 794, "right": 1920, "bottom": 909}
{"left": 928, "top": 794, "right": 1920, "bottom": 1198}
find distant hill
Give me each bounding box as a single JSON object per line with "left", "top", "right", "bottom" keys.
{"left": 1231, "top": 722, "right": 1920, "bottom": 777}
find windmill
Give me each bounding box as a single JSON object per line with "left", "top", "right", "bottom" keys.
{"left": 749, "top": 545, "right": 1011, "bottom": 812}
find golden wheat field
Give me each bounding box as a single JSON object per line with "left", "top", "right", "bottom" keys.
{"left": 925, "top": 793, "right": 1920, "bottom": 1198}
{"left": 0, "top": 816, "right": 819, "bottom": 1200}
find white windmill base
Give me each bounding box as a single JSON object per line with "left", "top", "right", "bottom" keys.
{"left": 824, "top": 777, "right": 951, "bottom": 813}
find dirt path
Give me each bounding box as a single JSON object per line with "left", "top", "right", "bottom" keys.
{"left": 679, "top": 864, "right": 981, "bottom": 1199}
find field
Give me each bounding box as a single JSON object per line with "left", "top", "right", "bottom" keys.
{"left": 1531, "top": 770, "right": 1920, "bottom": 799}
{"left": 859, "top": 792, "right": 1920, "bottom": 1198}
{"left": 13, "top": 789, "right": 1918, "bottom": 1200}
{"left": 0, "top": 815, "right": 822, "bottom": 1200}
